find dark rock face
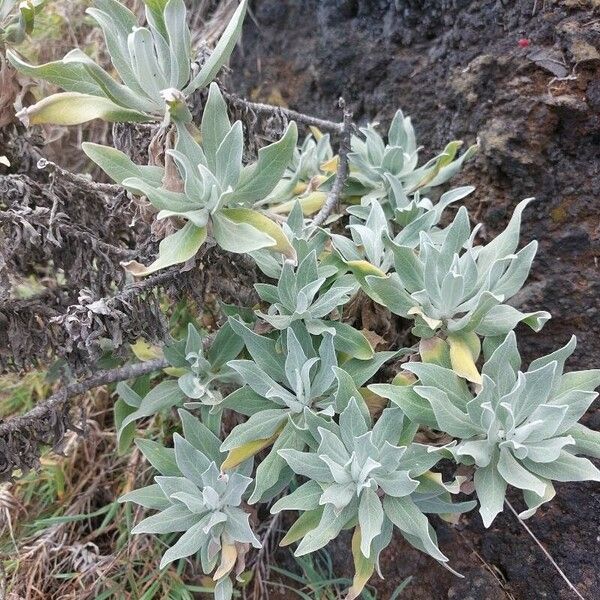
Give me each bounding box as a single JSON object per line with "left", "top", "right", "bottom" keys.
{"left": 231, "top": 0, "right": 600, "bottom": 597}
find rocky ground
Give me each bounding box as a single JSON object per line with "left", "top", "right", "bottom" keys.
{"left": 232, "top": 1, "right": 600, "bottom": 597}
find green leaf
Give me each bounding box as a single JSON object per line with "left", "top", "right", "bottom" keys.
{"left": 114, "top": 398, "right": 137, "bottom": 453}
{"left": 229, "top": 121, "right": 298, "bottom": 205}
{"left": 131, "top": 504, "right": 199, "bottom": 534}
{"left": 135, "top": 438, "right": 181, "bottom": 476}
{"left": 119, "top": 380, "right": 185, "bottom": 439}
{"left": 343, "top": 351, "right": 398, "bottom": 387}
{"left": 82, "top": 142, "right": 164, "bottom": 186}
{"left": 228, "top": 318, "right": 286, "bottom": 381}
{"left": 87, "top": 2, "right": 145, "bottom": 95}
{"left": 358, "top": 487, "right": 384, "bottom": 558}
{"left": 206, "top": 322, "right": 244, "bottom": 369}
{"left": 364, "top": 273, "right": 414, "bottom": 316}
{"left": 329, "top": 321, "right": 374, "bottom": 360}
{"left": 474, "top": 460, "right": 507, "bottom": 527}
{"left": 173, "top": 433, "right": 212, "bottom": 487}
{"left": 221, "top": 409, "right": 288, "bottom": 451}
{"left": 294, "top": 503, "right": 355, "bottom": 556}
{"left": 185, "top": 0, "right": 248, "bottom": 93}
{"left": 201, "top": 83, "right": 231, "bottom": 171}
{"left": 248, "top": 420, "right": 304, "bottom": 504}
{"left": 270, "top": 480, "right": 323, "bottom": 514}
{"left": 220, "top": 386, "right": 276, "bottom": 417}
{"left": 565, "top": 424, "right": 600, "bottom": 459}
{"left": 6, "top": 50, "right": 104, "bottom": 95}
{"left": 280, "top": 507, "right": 324, "bottom": 547}
{"left": 178, "top": 409, "right": 223, "bottom": 461}
{"left": 383, "top": 495, "right": 447, "bottom": 562}
{"left": 118, "top": 484, "right": 170, "bottom": 510}
{"left": 414, "top": 386, "right": 480, "bottom": 438}
{"left": 159, "top": 516, "right": 209, "bottom": 569}
{"left": 523, "top": 451, "right": 600, "bottom": 483}
{"left": 16, "top": 92, "right": 151, "bottom": 126}
{"left": 216, "top": 120, "right": 244, "bottom": 190}
{"left": 164, "top": 0, "right": 191, "bottom": 89}
{"left": 63, "top": 49, "right": 155, "bottom": 114}
{"left": 369, "top": 383, "right": 438, "bottom": 429}
{"left": 123, "top": 223, "right": 207, "bottom": 276}
{"left": 213, "top": 208, "right": 296, "bottom": 261}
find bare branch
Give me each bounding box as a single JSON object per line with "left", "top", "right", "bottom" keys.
{"left": 505, "top": 500, "right": 586, "bottom": 600}
{"left": 223, "top": 91, "right": 345, "bottom": 134}
{"left": 37, "top": 158, "right": 125, "bottom": 195}
{"left": 312, "top": 99, "right": 353, "bottom": 227}
{"left": 0, "top": 357, "right": 167, "bottom": 482}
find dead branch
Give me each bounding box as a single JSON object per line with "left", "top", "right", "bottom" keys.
{"left": 312, "top": 99, "right": 353, "bottom": 227}
{"left": 223, "top": 91, "right": 345, "bottom": 134}
{"left": 37, "top": 158, "right": 125, "bottom": 195}
{"left": 0, "top": 358, "right": 168, "bottom": 483}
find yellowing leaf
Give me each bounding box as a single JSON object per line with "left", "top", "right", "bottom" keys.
{"left": 346, "top": 527, "right": 376, "bottom": 600}
{"left": 16, "top": 92, "right": 150, "bottom": 126}
{"left": 447, "top": 333, "right": 482, "bottom": 384}
{"left": 309, "top": 125, "right": 323, "bottom": 141}
{"left": 270, "top": 191, "right": 327, "bottom": 216}
{"left": 320, "top": 155, "right": 339, "bottom": 173}
{"left": 410, "top": 140, "right": 463, "bottom": 191}
{"left": 121, "top": 223, "right": 207, "bottom": 277}
{"left": 219, "top": 208, "right": 297, "bottom": 262}
{"left": 419, "top": 337, "right": 450, "bottom": 367}
{"left": 407, "top": 306, "right": 442, "bottom": 331}
{"left": 360, "top": 388, "right": 388, "bottom": 417}
{"left": 221, "top": 430, "right": 282, "bottom": 471}
{"left": 461, "top": 330, "right": 481, "bottom": 362}
{"left": 213, "top": 543, "right": 237, "bottom": 580}
{"left": 131, "top": 339, "right": 163, "bottom": 361}
{"left": 391, "top": 371, "right": 417, "bottom": 386}
{"left": 292, "top": 181, "right": 308, "bottom": 196}
{"left": 163, "top": 367, "right": 187, "bottom": 377}
{"left": 346, "top": 260, "right": 387, "bottom": 279}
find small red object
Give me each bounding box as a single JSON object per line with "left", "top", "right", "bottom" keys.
{"left": 518, "top": 38, "right": 530, "bottom": 48}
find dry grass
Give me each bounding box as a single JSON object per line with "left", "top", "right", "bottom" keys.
{"left": 0, "top": 386, "right": 206, "bottom": 600}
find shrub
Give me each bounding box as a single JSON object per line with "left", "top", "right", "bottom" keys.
{"left": 8, "top": 1, "right": 600, "bottom": 598}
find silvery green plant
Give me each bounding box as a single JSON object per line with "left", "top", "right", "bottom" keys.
{"left": 13, "top": 3, "right": 600, "bottom": 592}
{"left": 254, "top": 249, "right": 365, "bottom": 349}
{"left": 262, "top": 129, "right": 334, "bottom": 216}
{"left": 249, "top": 200, "right": 331, "bottom": 280}
{"left": 0, "top": 0, "right": 44, "bottom": 45}
{"left": 164, "top": 322, "right": 243, "bottom": 410}
{"left": 272, "top": 399, "right": 474, "bottom": 597}
{"left": 333, "top": 187, "right": 475, "bottom": 300}
{"left": 119, "top": 410, "right": 259, "bottom": 600}
{"left": 378, "top": 332, "right": 600, "bottom": 527}
{"left": 348, "top": 109, "right": 477, "bottom": 203}
{"left": 115, "top": 322, "right": 242, "bottom": 447}
{"left": 84, "top": 83, "right": 298, "bottom": 275}
{"left": 9, "top": 0, "right": 248, "bottom": 125}
{"left": 219, "top": 319, "right": 397, "bottom": 503}
{"left": 364, "top": 198, "right": 550, "bottom": 381}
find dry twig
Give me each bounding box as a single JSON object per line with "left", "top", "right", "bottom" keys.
{"left": 0, "top": 358, "right": 167, "bottom": 482}
{"left": 224, "top": 91, "right": 345, "bottom": 134}
{"left": 312, "top": 99, "right": 353, "bottom": 227}
{"left": 505, "top": 500, "right": 586, "bottom": 600}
